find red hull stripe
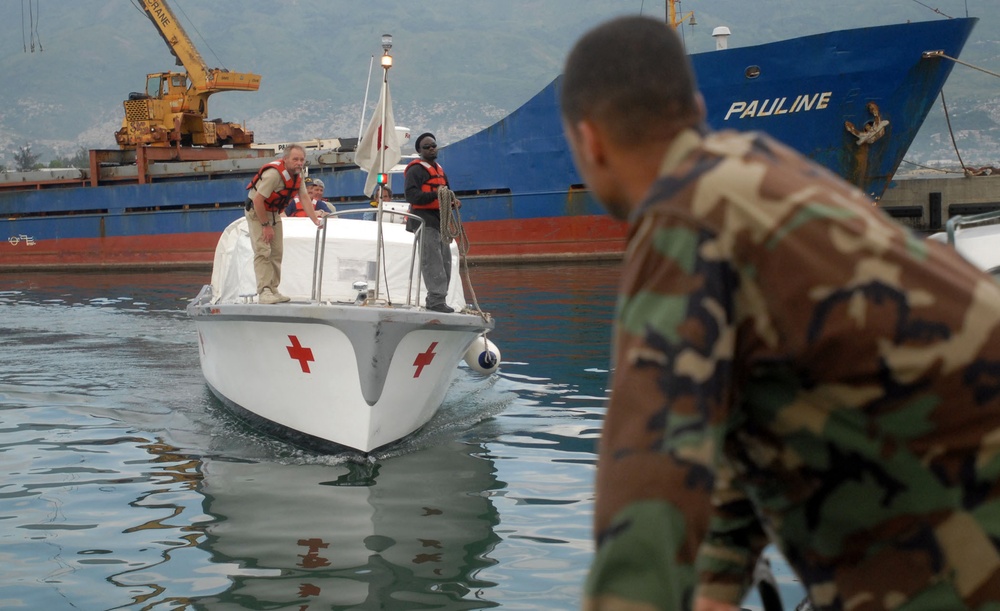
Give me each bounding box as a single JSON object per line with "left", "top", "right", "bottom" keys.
{"left": 463, "top": 217, "right": 627, "bottom": 258}
{"left": 0, "top": 232, "right": 220, "bottom": 269}
{"left": 0, "top": 217, "right": 627, "bottom": 270}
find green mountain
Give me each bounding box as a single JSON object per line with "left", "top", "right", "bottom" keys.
{"left": 2, "top": 0, "right": 997, "bottom": 169}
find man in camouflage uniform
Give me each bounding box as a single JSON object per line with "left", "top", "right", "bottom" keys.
{"left": 561, "top": 15, "right": 1000, "bottom": 611}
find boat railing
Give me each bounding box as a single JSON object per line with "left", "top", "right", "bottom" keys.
{"left": 310, "top": 209, "right": 425, "bottom": 306}
{"left": 945, "top": 209, "right": 1000, "bottom": 245}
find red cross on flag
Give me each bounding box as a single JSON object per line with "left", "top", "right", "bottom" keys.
{"left": 355, "top": 77, "right": 402, "bottom": 198}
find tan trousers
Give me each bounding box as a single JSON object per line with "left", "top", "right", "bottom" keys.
{"left": 245, "top": 208, "right": 283, "bottom": 296}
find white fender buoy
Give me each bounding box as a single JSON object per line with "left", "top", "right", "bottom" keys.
{"left": 464, "top": 336, "right": 501, "bottom": 375}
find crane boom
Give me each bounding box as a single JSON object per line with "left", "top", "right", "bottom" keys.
{"left": 115, "top": 0, "right": 262, "bottom": 149}
{"left": 667, "top": 0, "right": 695, "bottom": 29}
{"left": 141, "top": 0, "right": 259, "bottom": 93}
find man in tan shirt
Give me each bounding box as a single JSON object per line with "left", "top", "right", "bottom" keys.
{"left": 244, "top": 144, "right": 321, "bottom": 303}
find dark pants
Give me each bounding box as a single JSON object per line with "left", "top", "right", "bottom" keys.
{"left": 420, "top": 225, "right": 452, "bottom": 308}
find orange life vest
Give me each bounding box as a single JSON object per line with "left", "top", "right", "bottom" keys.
{"left": 288, "top": 196, "right": 329, "bottom": 217}
{"left": 246, "top": 160, "right": 302, "bottom": 212}
{"left": 288, "top": 196, "right": 307, "bottom": 217}
{"left": 405, "top": 159, "right": 447, "bottom": 210}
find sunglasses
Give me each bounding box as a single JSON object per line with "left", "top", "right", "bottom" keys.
{"left": 420, "top": 143, "right": 437, "bottom": 150}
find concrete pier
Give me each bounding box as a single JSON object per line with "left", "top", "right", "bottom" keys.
{"left": 878, "top": 173, "right": 1000, "bottom": 232}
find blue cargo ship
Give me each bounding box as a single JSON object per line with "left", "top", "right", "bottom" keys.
{"left": 0, "top": 16, "right": 978, "bottom": 269}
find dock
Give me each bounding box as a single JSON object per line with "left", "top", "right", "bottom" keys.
{"left": 878, "top": 172, "right": 1000, "bottom": 233}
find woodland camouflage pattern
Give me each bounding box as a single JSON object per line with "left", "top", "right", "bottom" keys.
{"left": 585, "top": 129, "right": 1000, "bottom": 611}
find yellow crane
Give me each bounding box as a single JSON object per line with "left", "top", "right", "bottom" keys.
{"left": 668, "top": 0, "right": 696, "bottom": 29}
{"left": 115, "top": 0, "right": 261, "bottom": 149}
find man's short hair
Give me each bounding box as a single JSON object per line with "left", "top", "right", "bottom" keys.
{"left": 561, "top": 16, "right": 700, "bottom": 144}
{"left": 283, "top": 143, "right": 306, "bottom": 158}
{"left": 414, "top": 132, "right": 436, "bottom": 151}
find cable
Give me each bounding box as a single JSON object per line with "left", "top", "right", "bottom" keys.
{"left": 898, "top": 159, "right": 963, "bottom": 174}
{"left": 928, "top": 51, "right": 1000, "bottom": 79}
{"left": 907, "top": 0, "right": 953, "bottom": 19}
{"left": 906, "top": 53, "right": 1000, "bottom": 177}
{"left": 32, "top": 0, "right": 42, "bottom": 52}
{"left": 21, "top": 0, "right": 27, "bottom": 53}
{"left": 173, "top": 0, "right": 226, "bottom": 68}
{"left": 939, "top": 90, "right": 969, "bottom": 174}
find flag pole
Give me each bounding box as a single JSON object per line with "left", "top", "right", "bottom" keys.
{"left": 373, "top": 34, "right": 393, "bottom": 301}
{"left": 357, "top": 55, "right": 375, "bottom": 143}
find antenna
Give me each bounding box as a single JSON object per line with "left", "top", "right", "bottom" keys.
{"left": 358, "top": 55, "right": 375, "bottom": 143}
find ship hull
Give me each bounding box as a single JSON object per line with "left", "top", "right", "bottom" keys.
{"left": 0, "top": 18, "right": 978, "bottom": 270}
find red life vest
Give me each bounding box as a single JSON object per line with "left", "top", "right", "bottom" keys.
{"left": 289, "top": 196, "right": 307, "bottom": 217}
{"left": 288, "top": 196, "right": 329, "bottom": 217}
{"left": 246, "top": 159, "right": 302, "bottom": 212}
{"left": 405, "top": 159, "right": 447, "bottom": 210}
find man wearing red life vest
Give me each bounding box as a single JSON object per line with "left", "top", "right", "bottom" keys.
{"left": 404, "top": 132, "right": 459, "bottom": 313}
{"left": 245, "top": 145, "right": 321, "bottom": 304}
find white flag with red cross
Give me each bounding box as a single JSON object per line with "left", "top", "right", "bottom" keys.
{"left": 355, "top": 79, "right": 402, "bottom": 198}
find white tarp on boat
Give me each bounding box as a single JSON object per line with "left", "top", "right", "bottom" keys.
{"left": 210, "top": 216, "right": 466, "bottom": 309}
{"left": 928, "top": 224, "right": 1000, "bottom": 275}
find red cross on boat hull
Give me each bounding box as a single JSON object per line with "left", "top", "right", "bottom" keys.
{"left": 287, "top": 335, "right": 315, "bottom": 373}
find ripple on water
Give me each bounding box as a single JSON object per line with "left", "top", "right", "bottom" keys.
{"left": 0, "top": 268, "right": 810, "bottom": 609}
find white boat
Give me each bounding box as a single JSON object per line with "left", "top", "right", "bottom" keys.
{"left": 928, "top": 209, "right": 1000, "bottom": 277}
{"left": 187, "top": 213, "right": 497, "bottom": 453}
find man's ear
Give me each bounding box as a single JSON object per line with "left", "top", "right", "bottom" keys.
{"left": 575, "top": 119, "right": 607, "bottom": 169}
{"left": 694, "top": 92, "right": 707, "bottom": 124}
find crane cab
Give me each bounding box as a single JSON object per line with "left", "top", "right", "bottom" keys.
{"left": 143, "top": 72, "right": 202, "bottom": 114}
{"left": 116, "top": 70, "right": 253, "bottom": 149}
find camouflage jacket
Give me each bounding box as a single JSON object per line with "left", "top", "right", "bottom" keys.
{"left": 585, "top": 129, "right": 1000, "bottom": 610}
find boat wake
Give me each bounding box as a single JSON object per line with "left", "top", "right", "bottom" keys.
{"left": 374, "top": 367, "right": 515, "bottom": 460}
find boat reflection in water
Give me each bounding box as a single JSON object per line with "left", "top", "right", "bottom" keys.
{"left": 191, "top": 443, "right": 503, "bottom": 609}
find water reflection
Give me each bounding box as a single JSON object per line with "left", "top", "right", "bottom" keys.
{"left": 0, "top": 264, "right": 814, "bottom": 610}
{"left": 471, "top": 263, "right": 618, "bottom": 373}
{"left": 192, "top": 443, "right": 503, "bottom": 609}
{"left": 0, "top": 420, "right": 216, "bottom": 608}
{"left": 474, "top": 263, "right": 616, "bottom": 455}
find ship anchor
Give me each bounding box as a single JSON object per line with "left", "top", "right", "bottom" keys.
{"left": 845, "top": 101, "right": 890, "bottom": 146}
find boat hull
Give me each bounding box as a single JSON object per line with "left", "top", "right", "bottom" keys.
{"left": 0, "top": 17, "right": 978, "bottom": 268}
{"left": 189, "top": 291, "right": 493, "bottom": 452}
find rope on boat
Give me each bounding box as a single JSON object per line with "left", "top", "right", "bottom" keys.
{"left": 927, "top": 52, "right": 1000, "bottom": 80}
{"left": 438, "top": 186, "right": 464, "bottom": 247}
{"left": 917, "top": 52, "right": 1000, "bottom": 177}
{"left": 438, "top": 186, "right": 488, "bottom": 321}
{"left": 939, "top": 90, "right": 969, "bottom": 174}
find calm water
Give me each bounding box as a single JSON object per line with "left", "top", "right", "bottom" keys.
{"left": 0, "top": 264, "right": 804, "bottom": 610}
